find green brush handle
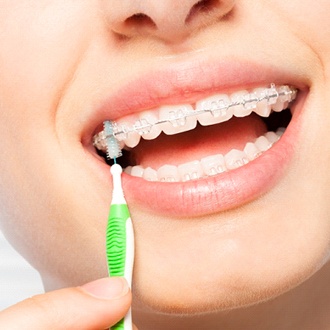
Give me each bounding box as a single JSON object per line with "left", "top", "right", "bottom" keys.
{"left": 106, "top": 203, "right": 133, "bottom": 330}
{"left": 106, "top": 204, "right": 130, "bottom": 276}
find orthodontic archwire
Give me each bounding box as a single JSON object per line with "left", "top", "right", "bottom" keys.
{"left": 94, "top": 84, "right": 297, "bottom": 159}
{"left": 104, "top": 121, "right": 134, "bottom": 330}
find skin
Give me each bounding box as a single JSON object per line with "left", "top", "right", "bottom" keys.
{"left": 1, "top": 0, "right": 330, "bottom": 328}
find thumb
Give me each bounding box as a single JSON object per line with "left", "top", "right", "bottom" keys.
{"left": 0, "top": 277, "right": 132, "bottom": 330}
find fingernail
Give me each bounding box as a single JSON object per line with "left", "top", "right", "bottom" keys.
{"left": 81, "top": 277, "right": 129, "bottom": 299}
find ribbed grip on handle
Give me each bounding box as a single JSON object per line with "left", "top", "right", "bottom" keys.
{"left": 106, "top": 204, "right": 130, "bottom": 277}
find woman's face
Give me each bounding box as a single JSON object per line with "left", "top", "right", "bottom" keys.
{"left": 1, "top": 0, "right": 330, "bottom": 316}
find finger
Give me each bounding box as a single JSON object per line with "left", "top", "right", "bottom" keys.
{"left": 0, "top": 277, "right": 131, "bottom": 330}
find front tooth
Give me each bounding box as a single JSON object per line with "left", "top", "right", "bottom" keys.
{"left": 113, "top": 122, "right": 129, "bottom": 142}
{"left": 201, "top": 154, "right": 227, "bottom": 176}
{"left": 124, "top": 166, "right": 133, "bottom": 175}
{"left": 264, "top": 131, "right": 279, "bottom": 144}
{"left": 124, "top": 130, "right": 141, "bottom": 148}
{"left": 131, "top": 165, "right": 144, "bottom": 178}
{"left": 272, "top": 100, "right": 285, "bottom": 112}
{"left": 244, "top": 142, "right": 261, "bottom": 161}
{"left": 159, "top": 105, "right": 196, "bottom": 135}
{"left": 143, "top": 167, "right": 158, "bottom": 181}
{"left": 271, "top": 86, "right": 289, "bottom": 112}
{"left": 157, "top": 165, "right": 180, "bottom": 182}
{"left": 139, "top": 110, "right": 162, "bottom": 140}
{"left": 277, "top": 85, "right": 293, "bottom": 103}
{"left": 264, "top": 84, "right": 278, "bottom": 105}
{"left": 115, "top": 120, "right": 141, "bottom": 148}
{"left": 253, "top": 88, "right": 271, "bottom": 117}
{"left": 255, "top": 136, "right": 272, "bottom": 152}
{"left": 276, "top": 127, "right": 286, "bottom": 137}
{"left": 196, "top": 94, "right": 233, "bottom": 126}
{"left": 225, "top": 149, "right": 249, "bottom": 170}
{"left": 133, "top": 118, "right": 153, "bottom": 135}
{"left": 231, "top": 90, "right": 255, "bottom": 117}
{"left": 178, "top": 161, "right": 204, "bottom": 182}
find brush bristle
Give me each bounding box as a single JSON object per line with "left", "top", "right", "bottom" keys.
{"left": 103, "top": 121, "right": 122, "bottom": 160}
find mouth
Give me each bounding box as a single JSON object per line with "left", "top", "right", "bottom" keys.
{"left": 93, "top": 84, "right": 297, "bottom": 182}
{"left": 82, "top": 59, "right": 308, "bottom": 217}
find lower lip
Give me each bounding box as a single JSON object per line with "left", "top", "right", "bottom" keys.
{"left": 94, "top": 94, "right": 305, "bottom": 218}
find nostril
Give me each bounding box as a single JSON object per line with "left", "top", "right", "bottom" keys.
{"left": 185, "top": 0, "right": 219, "bottom": 24}
{"left": 109, "top": 0, "right": 235, "bottom": 42}
{"left": 125, "top": 13, "right": 157, "bottom": 30}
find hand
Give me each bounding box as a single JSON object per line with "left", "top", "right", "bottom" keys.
{"left": 0, "top": 277, "right": 137, "bottom": 329}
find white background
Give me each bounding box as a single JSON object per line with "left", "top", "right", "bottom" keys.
{"left": 0, "top": 230, "right": 44, "bottom": 310}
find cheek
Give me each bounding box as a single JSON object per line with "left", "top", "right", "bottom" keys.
{"left": 0, "top": 2, "right": 103, "bottom": 272}
{"left": 0, "top": 142, "right": 110, "bottom": 288}
{"left": 273, "top": 1, "right": 330, "bottom": 57}
{"left": 0, "top": 2, "right": 96, "bottom": 130}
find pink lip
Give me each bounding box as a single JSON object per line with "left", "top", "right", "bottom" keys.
{"left": 82, "top": 58, "right": 307, "bottom": 217}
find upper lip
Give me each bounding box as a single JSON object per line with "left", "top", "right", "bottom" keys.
{"left": 81, "top": 57, "right": 306, "bottom": 147}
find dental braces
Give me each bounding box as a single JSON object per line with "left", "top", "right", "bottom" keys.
{"left": 93, "top": 84, "right": 297, "bottom": 152}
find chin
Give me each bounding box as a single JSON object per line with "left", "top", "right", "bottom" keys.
{"left": 130, "top": 193, "right": 330, "bottom": 315}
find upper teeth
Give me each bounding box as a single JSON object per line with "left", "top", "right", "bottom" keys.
{"left": 93, "top": 84, "right": 297, "bottom": 152}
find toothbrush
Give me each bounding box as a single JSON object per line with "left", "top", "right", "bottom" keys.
{"left": 104, "top": 121, "right": 134, "bottom": 330}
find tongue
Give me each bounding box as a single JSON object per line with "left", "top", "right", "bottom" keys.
{"left": 130, "top": 114, "right": 267, "bottom": 169}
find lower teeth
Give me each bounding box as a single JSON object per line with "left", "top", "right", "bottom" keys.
{"left": 123, "top": 128, "right": 285, "bottom": 182}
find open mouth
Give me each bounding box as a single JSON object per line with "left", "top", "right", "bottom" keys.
{"left": 93, "top": 84, "right": 297, "bottom": 183}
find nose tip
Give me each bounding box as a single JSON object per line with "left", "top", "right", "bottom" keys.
{"left": 107, "top": 0, "right": 236, "bottom": 43}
